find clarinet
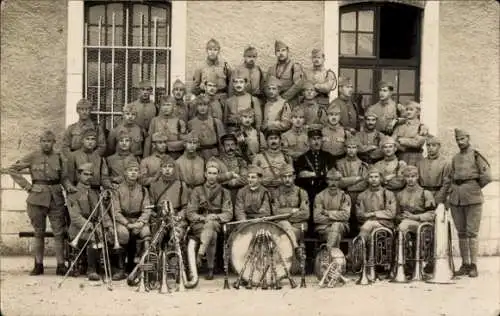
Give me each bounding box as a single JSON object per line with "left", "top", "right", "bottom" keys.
{"left": 266, "top": 231, "right": 297, "bottom": 289}
{"left": 269, "top": 236, "right": 282, "bottom": 290}
{"left": 233, "top": 233, "right": 259, "bottom": 289}
{"left": 299, "top": 224, "right": 307, "bottom": 288}
{"left": 245, "top": 231, "right": 261, "bottom": 289}
{"left": 223, "top": 224, "right": 230, "bottom": 289}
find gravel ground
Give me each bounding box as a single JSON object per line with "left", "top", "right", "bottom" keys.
{"left": 1, "top": 256, "right": 499, "bottom": 316}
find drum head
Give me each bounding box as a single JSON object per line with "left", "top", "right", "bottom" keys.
{"left": 229, "top": 221, "right": 294, "bottom": 285}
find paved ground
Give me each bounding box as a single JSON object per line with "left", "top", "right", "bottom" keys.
{"left": 1, "top": 256, "right": 499, "bottom": 316}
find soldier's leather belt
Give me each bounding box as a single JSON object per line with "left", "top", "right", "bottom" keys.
{"left": 198, "top": 143, "right": 218, "bottom": 150}
{"left": 453, "top": 178, "right": 479, "bottom": 185}
{"left": 90, "top": 185, "right": 101, "bottom": 190}
{"left": 32, "top": 180, "right": 59, "bottom": 185}
{"left": 422, "top": 185, "right": 442, "bottom": 190}
{"left": 124, "top": 213, "right": 142, "bottom": 219}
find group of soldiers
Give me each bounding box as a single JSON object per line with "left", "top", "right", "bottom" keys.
{"left": 6, "top": 39, "right": 492, "bottom": 283}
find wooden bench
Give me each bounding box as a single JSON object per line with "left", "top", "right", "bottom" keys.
{"left": 19, "top": 231, "right": 55, "bottom": 238}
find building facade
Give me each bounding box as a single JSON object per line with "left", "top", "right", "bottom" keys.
{"left": 1, "top": 0, "right": 499, "bottom": 254}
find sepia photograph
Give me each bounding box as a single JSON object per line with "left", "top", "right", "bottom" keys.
{"left": 0, "top": 0, "right": 499, "bottom": 315}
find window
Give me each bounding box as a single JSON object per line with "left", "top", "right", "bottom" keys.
{"left": 84, "top": 1, "right": 172, "bottom": 130}
{"left": 339, "top": 3, "right": 422, "bottom": 109}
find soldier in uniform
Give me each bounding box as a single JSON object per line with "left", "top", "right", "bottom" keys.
{"left": 107, "top": 103, "right": 146, "bottom": 158}
{"left": 129, "top": 80, "right": 157, "bottom": 131}
{"left": 297, "top": 80, "right": 327, "bottom": 126}
{"left": 355, "top": 167, "right": 397, "bottom": 241}
{"left": 366, "top": 81, "right": 406, "bottom": 135}
{"left": 267, "top": 40, "right": 304, "bottom": 106}
{"left": 392, "top": 101, "right": 428, "bottom": 166}
{"left": 234, "top": 165, "right": 273, "bottom": 221}
{"left": 192, "top": 38, "right": 231, "bottom": 99}
{"left": 203, "top": 72, "right": 226, "bottom": 122}
{"left": 357, "top": 110, "right": 384, "bottom": 164}
{"left": 67, "top": 128, "right": 112, "bottom": 191}
{"left": 303, "top": 48, "right": 337, "bottom": 108}
{"left": 62, "top": 98, "right": 106, "bottom": 157}
{"left": 229, "top": 46, "right": 266, "bottom": 101}
{"left": 446, "top": 128, "right": 492, "bottom": 277}
{"left": 329, "top": 77, "right": 358, "bottom": 132}
{"left": 281, "top": 106, "right": 309, "bottom": 161}
{"left": 106, "top": 130, "right": 139, "bottom": 189}
{"left": 149, "top": 156, "right": 190, "bottom": 242}
{"left": 274, "top": 164, "right": 309, "bottom": 250}
{"left": 336, "top": 137, "right": 369, "bottom": 236}
{"left": 67, "top": 163, "right": 113, "bottom": 281}
{"left": 8, "top": 130, "right": 77, "bottom": 275}
{"left": 313, "top": 169, "right": 351, "bottom": 250}
{"left": 188, "top": 95, "right": 226, "bottom": 160}
{"left": 262, "top": 76, "right": 292, "bottom": 132}
{"left": 322, "top": 103, "right": 350, "bottom": 160}
{"left": 234, "top": 107, "right": 267, "bottom": 163}
{"left": 253, "top": 124, "right": 293, "bottom": 196}
{"left": 139, "top": 132, "right": 169, "bottom": 187}
{"left": 172, "top": 79, "right": 195, "bottom": 123}
{"left": 111, "top": 157, "right": 152, "bottom": 279}
{"left": 144, "top": 95, "right": 187, "bottom": 159}
{"left": 175, "top": 132, "right": 206, "bottom": 190}
{"left": 417, "top": 135, "right": 452, "bottom": 205}
{"left": 186, "top": 160, "right": 233, "bottom": 280}
{"left": 373, "top": 136, "right": 407, "bottom": 193}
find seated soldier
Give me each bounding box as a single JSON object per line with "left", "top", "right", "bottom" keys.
{"left": 236, "top": 107, "right": 267, "bottom": 163}
{"left": 356, "top": 167, "right": 397, "bottom": 241}
{"left": 234, "top": 165, "right": 273, "bottom": 221}
{"left": 297, "top": 80, "right": 327, "bottom": 126}
{"left": 111, "top": 157, "right": 152, "bottom": 280}
{"left": 313, "top": 169, "right": 351, "bottom": 250}
{"left": 281, "top": 107, "right": 310, "bottom": 161}
{"left": 186, "top": 159, "right": 233, "bottom": 280}
{"left": 107, "top": 130, "right": 139, "bottom": 189}
{"left": 274, "top": 164, "right": 309, "bottom": 253}
{"left": 175, "top": 131, "right": 206, "bottom": 190}
{"left": 149, "top": 156, "right": 190, "bottom": 242}
{"left": 67, "top": 163, "right": 113, "bottom": 281}
{"left": 357, "top": 110, "right": 384, "bottom": 164}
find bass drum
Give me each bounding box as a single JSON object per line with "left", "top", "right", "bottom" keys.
{"left": 229, "top": 221, "right": 294, "bottom": 285}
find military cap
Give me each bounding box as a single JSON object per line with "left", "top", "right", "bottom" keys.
{"left": 243, "top": 46, "right": 258, "bottom": 56}
{"left": 40, "top": 130, "right": 56, "bottom": 141}
{"left": 264, "top": 122, "right": 282, "bottom": 138}
{"left": 247, "top": 164, "right": 263, "bottom": 176}
{"left": 378, "top": 81, "right": 394, "bottom": 90}
{"left": 345, "top": 135, "right": 360, "bottom": 148}
{"left": 367, "top": 166, "right": 383, "bottom": 177}
{"left": 206, "top": 38, "right": 221, "bottom": 50}
{"left": 326, "top": 103, "right": 341, "bottom": 114}
{"left": 117, "top": 130, "right": 131, "bottom": 141}
{"left": 205, "top": 158, "right": 220, "bottom": 171}
{"left": 279, "top": 164, "right": 295, "bottom": 176}
{"left": 338, "top": 77, "right": 353, "bottom": 87}
{"left": 307, "top": 124, "right": 323, "bottom": 138}
{"left": 311, "top": 48, "right": 324, "bottom": 58}
{"left": 364, "top": 110, "right": 378, "bottom": 119}
{"left": 152, "top": 132, "right": 168, "bottom": 142}
{"left": 196, "top": 94, "right": 211, "bottom": 106}
{"left": 402, "top": 165, "right": 419, "bottom": 176}
{"left": 184, "top": 131, "right": 199, "bottom": 143}
{"left": 291, "top": 106, "right": 305, "bottom": 117}
{"left": 454, "top": 128, "right": 469, "bottom": 138}
{"left": 173, "top": 79, "right": 185, "bottom": 89}
{"left": 76, "top": 98, "right": 92, "bottom": 109}
{"left": 123, "top": 103, "right": 138, "bottom": 114}
{"left": 326, "top": 169, "right": 342, "bottom": 181}
{"left": 274, "top": 40, "right": 288, "bottom": 51}
{"left": 301, "top": 80, "right": 315, "bottom": 90}
{"left": 220, "top": 133, "right": 237, "bottom": 144}
{"left": 426, "top": 135, "right": 441, "bottom": 145}
{"left": 380, "top": 136, "right": 397, "bottom": 146}
{"left": 160, "top": 94, "right": 176, "bottom": 105}
{"left": 239, "top": 107, "right": 255, "bottom": 116}
{"left": 266, "top": 75, "right": 281, "bottom": 88}
{"left": 125, "top": 157, "right": 139, "bottom": 169}
{"left": 78, "top": 162, "right": 94, "bottom": 173}
{"left": 232, "top": 68, "right": 247, "bottom": 81}
{"left": 138, "top": 80, "right": 152, "bottom": 89}
{"left": 160, "top": 155, "right": 176, "bottom": 167}
{"left": 405, "top": 100, "right": 421, "bottom": 111}
{"left": 81, "top": 128, "right": 97, "bottom": 139}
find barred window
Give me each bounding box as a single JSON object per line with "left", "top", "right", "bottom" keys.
{"left": 84, "top": 1, "right": 172, "bottom": 131}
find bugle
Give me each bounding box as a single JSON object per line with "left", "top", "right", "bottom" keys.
{"left": 103, "top": 189, "right": 121, "bottom": 251}
{"left": 69, "top": 192, "right": 108, "bottom": 249}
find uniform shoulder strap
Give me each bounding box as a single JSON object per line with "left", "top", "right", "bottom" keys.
{"left": 473, "top": 149, "right": 490, "bottom": 167}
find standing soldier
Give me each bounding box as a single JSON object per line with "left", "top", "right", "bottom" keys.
{"left": 373, "top": 136, "right": 407, "bottom": 193}
{"left": 262, "top": 76, "right": 292, "bottom": 132}
{"left": 175, "top": 132, "right": 206, "bottom": 190}
{"left": 229, "top": 46, "right": 266, "bottom": 101}
{"left": 62, "top": 98, "right": 106, "bottom": 157}
{"left": 313, "top": 169, "right": 351, "bottom": 250}
{"left": 203, "top": 73, "right": 227, "bottom": 122}
{"left": 366, "top": 81, "right": 405, "bottom": 135}
{"left": 106, "top": 131, "right": 139, "bottom": 189}
{"left": 329, "top": 77, "right": 358, "bottom": 132}
{"left": 234, "top": 165, "right": 273, "bottom": 221}
{"left": 446, "top": 128, "right": 492, "bottom": 277}
{"left": 107, "top": 103, "right": 146, "bottom": 158}
{"left": 281, "top": 107, "right": 309, "bottom": 161}
{"left": 8, "top": 130, "right": 77, "bottom": 275}
{"left": 303, "top": 48, "right": 337, "bottom": 108}
{"left": 216, "top": 133, "right": 248, "bottom": 204}
{"left": 186, "top": 160, "right": 233, "bottom": 280}
{"left": 357, "top": 110, "right": 384, "bottom": 164}
{"left": 192, "top": 38, "right": 231, "bottom": 99}
{"left": 129, "top": 80, "right": 157, "bottom": 132}
{"left": 273, "top": 164, "right": 309, "bottom": 251}
{"left": 322, "top": 103, "right": 350, "bottom": 161}
{"left": 253, "top": 124, "right": 293, "bottom": 196}
{"left": 67, "top": 128, "right": 112, "bottom": 191}
{"left": 139, "top": 132, "right": 169, "bottom": 188}
{"left": 111, "top": 157, "right": 152, "bottom": 280}
{"left": 417, "top": 135, "right": 451, "bottom": 205}
{"left": 188, "top": 95, "right": 226, "bottom": 160}
{"left": 235, "top": 107, "right": 267, "bottom": 163}
{"left": 297, "top": 81, "right": 327, "bottom": 126}
{"left": 267, "top": 40, "right": 304, "bottom": 107}
{"left": 172, "top": 79, "right": 194, "bottom": 123}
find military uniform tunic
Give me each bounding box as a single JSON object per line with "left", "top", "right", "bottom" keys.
{"left": 234, "top": 185, "right": 273, "bottom": 221}
{"left": 62, "top": 120, "right": 107, "bottom": 157}
{"left": 262, "top": 97, "right": 292, "bottom": 132}
{"left": 297, "top": 100, "right": 327, "bottom": 126}
{"left": 253, "top": 150, "right": 291, "bottom": 195}
{"left": 356, "top": 187, "right": 397, "bottom": 238}
{"left": 267, "top": 60, "right": 304, "bottom": 105}
{"left": 330, "top": 97, "right": 358, "bottom": 131}
{"left": 187, "top": 116, "right": 225, "bottom": 160}
{"left": 108, "top": 123, "right": 146, "bottom": 158}
{"left": 281, "top": 128, "right": 309, "bottom": 160}
{"left": 273, "top": 185, "right": 309, "bottom": 247}
{"left": 139, "top": 153, "right": 169, "bottom": 187}
{"left": 145, "top": 115, "right": 186, "bottom": 158}
{"left": 303, "top": 67, "right": 336, "bottom": 106}
{"left": 321, "top": 124, "right": 348, "bottom": 159}
{"left": 356, "top": 129, "right": 384, "bottom": 164}
{"left": 67, "top": 149, "right": 112, "bottom": 190}
{"left": 175, "top": 153, "right": 206, "bottom": 189}
{"left": 106, "top": 152, "right": 139, "bottom": 185}
{"left": 417, "top": 155, "right": 452, "bottom": 204}
{"left": 392, "top": 119, "right": 426, "bottom": 166}
{"left": 373, "top": 157, "right": 407, "bottom": 192}
{"left": 367, "top": 99, "right": 404, "bottom": 135}
{"left": 129, "top": 99, "right": 157, "bottom": 131}
{"left": 396, "top": 185, "right": 436, "bottom": 233}
{"left": 192, "top": 58, "right": 231, "bottom": 96}
{"left": 229, "top": 64, "right": 266, "bottom": 99}
{"left": 224, "top": 92, "right": 263, "bottom": 130}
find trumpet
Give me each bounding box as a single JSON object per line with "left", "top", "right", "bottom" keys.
{"left": 68, "top": 192, "right": 108, "bottom": 249}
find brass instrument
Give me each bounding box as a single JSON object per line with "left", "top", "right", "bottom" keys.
{"left": 298, "top": 224, "right": 307, "bottom": 288}
{"left": 426, "top": 204, "right": 455, "bottom": 284}
{"left": 410, "top": 223, "right": 434, "bottom": 281}
{"left": 318, "top": 247, "right": 348, "bottom": 288}
{"left": 391, "top": 229, "right": 409, "bottom": 283}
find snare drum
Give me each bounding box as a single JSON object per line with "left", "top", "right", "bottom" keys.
{"left": 228, "top": 221, "right": 294, "bottom": 285}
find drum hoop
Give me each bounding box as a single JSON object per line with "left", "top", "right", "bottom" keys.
{"left": 227, "top": 221, "right": 293, "bottom": 245}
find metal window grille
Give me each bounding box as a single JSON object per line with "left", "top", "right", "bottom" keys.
{"left": 84, "top": 1, "right": 171, "bottom": 132}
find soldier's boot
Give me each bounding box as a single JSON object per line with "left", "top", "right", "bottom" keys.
{"left": 468, "top": 238, "right": 479, "bottom": 278}
{"left": 30, "top": 236, "right": 45, "bottom": 276}
{"left": 30, "top": 262, "right": 44, "bottom": 276}
{"left": 423, "top": 260, "right": 434, "bottom": 274}
{"left": 54, "top": 237, "right": 68, "bottom": 276}
{"left": 125, "top": 241, "right": 137, "bottom": 273}
{"left": 204, "top": 240, "right": 216, "bottom": 280}
{"left": 87, "top": 247, "right": 101, "bottom": 281}
{"left": 455, "top": 238, "right": 470, "bottom": 276}
{"left": 112, "top": 252, "right": 126, "bottom": 281}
